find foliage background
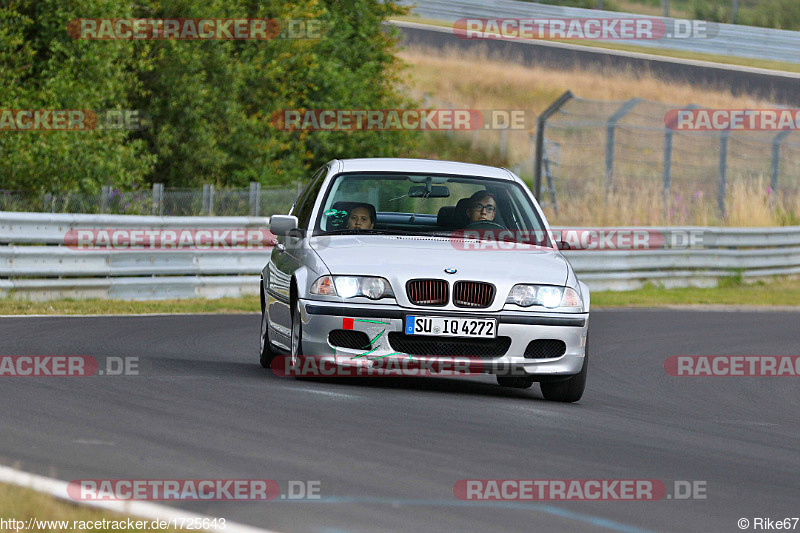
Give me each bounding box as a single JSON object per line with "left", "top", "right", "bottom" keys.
{"left": 0, "top": 0, "right": 416, "bottom": 192}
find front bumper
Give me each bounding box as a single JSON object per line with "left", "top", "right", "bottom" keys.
{"left": 296, "top": 299, "right": 588, "bottom": 378}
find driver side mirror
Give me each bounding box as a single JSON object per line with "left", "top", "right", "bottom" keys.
{"left": 270, "top": 215, "right": 299, "bottom": 236}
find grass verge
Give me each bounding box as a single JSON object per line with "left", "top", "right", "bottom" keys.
{"left": 0, "top": 296, "right": 260, "bottom": 315}
{"left": 1, "top": 277, "right": 798, "bottom": 315}
{"left": 0, "top": 482, "right": 183, "bottom": 533}
{"left": 591, "top": 275, "right": 800, "bottom": 307}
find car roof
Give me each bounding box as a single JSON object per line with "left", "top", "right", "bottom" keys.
{"left": 333, "top": 158, "right": 515, "bottom": 180}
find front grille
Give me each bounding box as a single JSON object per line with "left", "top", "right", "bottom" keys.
{"left": 453, "top": 281, "right": 495, "bottom": 308}
{"left": 328, "top": 330, "right": 371, "bottom": 350}
{"left": 524, "top": 339, "right": 567, "bottom": 359}
{"left": 387, "top": 332, "right": 511, "bottom": 357}
{"left": 407, "top": 279, "right": 448, "bottom": 306}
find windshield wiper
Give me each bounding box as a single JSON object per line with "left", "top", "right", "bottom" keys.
{"left": 324, "top": 228, "right": 420, "bottom": 236}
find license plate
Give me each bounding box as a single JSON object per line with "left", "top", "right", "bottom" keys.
{"left": 405, "top": 316, "right": 496, "bottom": 338}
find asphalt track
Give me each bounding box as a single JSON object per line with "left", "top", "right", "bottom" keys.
{"left": 0, "top": 310, "right": 798, "bottom": 532}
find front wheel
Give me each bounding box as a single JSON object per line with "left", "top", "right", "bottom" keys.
{"left": 259, "top": 307, "right": 278, "bottom": 368}
{"left": 290, "top": 300, "right": 303, "bottom": 366}
{"left": 540, "top": 342, "right": 588, "bottom": 403}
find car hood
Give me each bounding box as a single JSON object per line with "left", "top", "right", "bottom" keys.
{"left": 310, "top": 234, "right": 569, "bottom": 287}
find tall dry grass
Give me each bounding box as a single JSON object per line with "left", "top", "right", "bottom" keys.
{"left": 398, "top": 46, "right": 774, "bottom": 114}
{"left": 400, "top": 46, "right": 800, "bottom": 226}
{"left": 543, "top": 178, "right": 799, "bottom": 226}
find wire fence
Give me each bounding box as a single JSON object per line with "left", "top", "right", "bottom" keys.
{"left": 3, "top": 94, "right": 800, "bottom": 222}
{"left": 539, "top": 96, "right": 800, "bottom": 212}
{"left": 434, "top": 92, "right": 800, "bottom": 222}
{"left": 0, "top": 183, "right": 301, "bottom": 217}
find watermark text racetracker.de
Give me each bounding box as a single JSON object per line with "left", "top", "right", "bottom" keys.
{"left": 447, "top": 228, "right": 706, "bottom": 251}
{"left": 453, "top": 17, "right": 716, "bottom": 40}
{"left": 67, "top": 479, "right": 321, "bottom": 501}
{"left": 453, "top": 479, "right": 707, "bottom": 500}
{"left": 64, "top": 228, "right": 276, "bottom": 250}
{"left": 270, "top": 109, "right": 534, "bottom": 131}
{"left": 0, "top": 517, "right": 226, "bottom": 532}
{"left": 0, "top": 109, "right": 149, "bottom": 131}
{"left": 68, "top": 18, "right": 325, "bottom": 40}
{"left": 665, "top": 109, "right": 800, "bottom": 131}
{"left": 665, "top": 356, "right": 800, "bottom": 377}
{"left": 0, "top": 356, "right": 139, "bottom": 377}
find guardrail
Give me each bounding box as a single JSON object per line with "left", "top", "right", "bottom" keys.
{"left": 0, "top": 212, "right": 272, "bottom": 301}
{"left": 399, "top": 0, "right": 800, "bottom": 65}
{"left": 1, "top": 212, "right": 799, "bottom": 299}
{"left": 0, "top": 211, "right": 270, "bottom": 244}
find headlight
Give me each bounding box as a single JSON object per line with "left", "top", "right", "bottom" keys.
{"left": 360, "top": 277, "right": 387, "bottom": 299}
{"left": 335, "top": 276, "right": 360, "bottom": 299}
{"left": 506, "top": 285, "right": 583, "bottom": 311}
{"left": 310, "top": 275, "right": 394, "bottom": 300}
{"left": 510, "top": 284, "right": 537, "bottom": 307}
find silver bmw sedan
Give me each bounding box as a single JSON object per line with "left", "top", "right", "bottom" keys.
{"left": 260, "top": 158, "right": 590, "bottom": 402}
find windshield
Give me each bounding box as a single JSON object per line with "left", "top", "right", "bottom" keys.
{"left": 312, "top": 172, "right": 551, "bottom": 246}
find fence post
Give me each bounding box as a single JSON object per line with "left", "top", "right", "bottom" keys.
{"left": 663, "top": 104, "right": 699, "bottom": 197}
{"left": 152, "top": 183, "right": 164, "bottom": 216}
{"left": 446, "top": 103, "right": 454, "bottom": 139}
{"left": 202, "top": 184, "right": 215, "bottom": 216}
{"left": 543, "top": 141, "right": 558, "bottom": 214}
{"left": 718, "top": 130, "right": 730, "bottom": 216}
{"left": 100, "top": 185, "right": 111, "bottom": 213}
{"left": 770, "top": 130, "right": 792, "bottom": 192}
{"left": 606, "top": 98, "right": 642, "bottom": 190}
{"left": 249, "top": 181, "right": 261, "bottom": 216}
{"left": 534, "top": 90, "right": 573, "bottom": 200}
{"left": 43, "top": 193, "right": 53, "bottom": 213}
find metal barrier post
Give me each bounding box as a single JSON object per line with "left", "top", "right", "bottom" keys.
{"left": 534, "top": 90, "right": 573, "bottom": 200}
{"left": 663, "top": 104, "right": 699, "bottom": 197}
{"left": 605, "top": 98, "right": 642, "bottom": 190}
{"left": 100, "top": 186, "right": 111, "bottom": 214}
{"left": 152, "top": 183, "right": 164, "bottom": 216}
{"left": 202, "top": 184, "right": 215, "bottom": 216}
{"left": 718, "top": 130, "right": 730, "bottom": 216}
{"left": 770, "top": 131, "right": 792, "bottom": 192}
{"left": 249, "top": 182, "right": 261, "bottom": 216}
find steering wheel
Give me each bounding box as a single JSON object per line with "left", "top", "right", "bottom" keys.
{"left": 465, "top": 220, "right": 506, "bottom": 230}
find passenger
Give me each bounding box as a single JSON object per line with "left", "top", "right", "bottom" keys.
{"left": 347, "top": 203, "right": 376, "bottom": 230}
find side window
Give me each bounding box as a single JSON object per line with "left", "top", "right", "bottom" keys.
{"left": 292, "top": 166, "right": 327, "bottom": 229}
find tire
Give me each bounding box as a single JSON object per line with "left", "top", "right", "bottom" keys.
{"left": 259, "top": 306, "right": 278, "bottom": 368}
{"left": 540, "top": 341, "right": 588, "bottom": 403}
{"left": 290, "top": 299, "right": 303, "bottom": 366}
{"left": 497, "top": 376, "right": 534, "bottom": 389}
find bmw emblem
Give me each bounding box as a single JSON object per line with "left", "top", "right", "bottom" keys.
{"left": 444, "top": 268, "right": 457, "bottom": 274}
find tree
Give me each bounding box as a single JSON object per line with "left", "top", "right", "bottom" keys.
{"left": 0, "top": 0, "right": 154, "bottom": 193}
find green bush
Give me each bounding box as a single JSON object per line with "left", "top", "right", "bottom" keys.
{"left": 0, "top": 0, "right": 416, "bottom": 192}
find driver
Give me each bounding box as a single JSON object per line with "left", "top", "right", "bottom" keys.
{"left": 347, "top": 203, "right": 376, "bottom": 230}
{"left": 465, "top": 191, "right": 498, "bottom": 225}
